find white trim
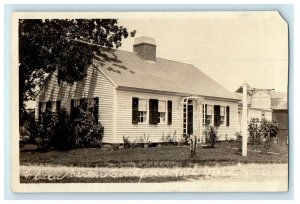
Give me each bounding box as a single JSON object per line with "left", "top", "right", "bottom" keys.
{"left": 112, "top": 88, "right": 117, "bottom": 143}
{"left": 92, "top": 63, "right": 118, "bottom": 88}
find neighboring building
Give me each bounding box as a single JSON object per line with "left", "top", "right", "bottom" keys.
{"left": 235, "top": 86, "right": 272, "bottom": 132}
{"left": 235, "top": 85, "right": 288, "bottom": 145}
{"left": 271, "top": 93, "right": 288, "bottom": 145}
{"left": 35, "top": 36, "right": 239, "bottom": 144}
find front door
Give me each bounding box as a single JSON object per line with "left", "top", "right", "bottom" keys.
{"left": 187, "top": 103, "right": 193, "bottom": 135}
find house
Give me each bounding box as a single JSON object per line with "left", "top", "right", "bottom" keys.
{"left": 35, "top": 36, "right": 240, "bottom": 144}
{"left": 235, "top": 85, "right": 288, "bottom": 144}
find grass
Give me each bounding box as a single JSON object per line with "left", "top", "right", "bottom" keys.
{"left": 20, "top": 142, "right": 288, "bottom": 168}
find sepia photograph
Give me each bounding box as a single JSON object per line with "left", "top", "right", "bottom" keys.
{"left": 11, "top": 11, "right": 289, "bottom": 192}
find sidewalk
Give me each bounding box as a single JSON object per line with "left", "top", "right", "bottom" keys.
{"left": 19, "top": 163, "right": 288, "bottom": 191}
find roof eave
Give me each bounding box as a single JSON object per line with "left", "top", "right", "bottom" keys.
{"left": 116, "top": 86, "right": 239, "bottom": 102}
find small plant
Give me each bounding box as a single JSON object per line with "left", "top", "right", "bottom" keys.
{"left": 161, "top": 131, "right": 177, "bottom": 146}
{"left": 123, "top": 135, "right": 131, "bottom": 149}
{"left": 183, "top": 134, "right": 190, "bottom": 145}
{"left": 177, "top": 138, "right": 185, "bottom": 146}
{"left": 235, "top": 131, "right": 242, "bottom": 142}
{"left": 141, "top": 133, "right": 151, "bottom": 147}
{"left": 235, "top": 131, "right": 242, "bottom": 149}
{"left": 203, "top": 126, "right": 218, "bottom": 148}
{"left": 111, "top": 144, "right": 120, "bottom": 151}
{"left": 131, "top": 138, "right": 140, "bottom": 148}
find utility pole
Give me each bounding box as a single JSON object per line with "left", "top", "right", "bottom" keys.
{"left": 242, "top": 81, "right": 248, "bottom": 156}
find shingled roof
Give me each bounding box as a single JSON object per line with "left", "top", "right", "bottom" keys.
{"left": 93, "top": 48, "right": 238, "bottom": 100}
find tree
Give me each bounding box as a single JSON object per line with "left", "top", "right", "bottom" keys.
{"left": 19, "top": 19, "right": 136, "bottom": 122}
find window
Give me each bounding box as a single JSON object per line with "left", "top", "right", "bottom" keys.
{"left": 261, "top": 111, "right": 265, "bottom": 117}
{"left": 203, "top": 104, "right": 229, "bottom": 127}
{"left": 87, "top": 98, "right": 94, "bottom": 108}
{"left": 220, "top": 106, "right": 225, "bottom": 125}
{"left": 206, "top": 105, "right": 213, "bottom": 126}
{"left": 138, "top": 111, "right": 147, "bottom": 123}
{"left": 158, "top": 101, "right": 166, "bottom": 124}
{"left": 41, "top": 102, "right": 46, "bottom": 112}
{"left": 74, "top": 99, "right": 81, "bottom": 107}
{"left": 71, "top": 98, "right": 99, "bottom": 123}
{"left": 132, "top": 98, "right": 170, "bottom": 125}
{"left": 138, "top": 99, "right": 147, "bottom": 123}
{"left": 46, "top": 101, "right": 52, "bottom": 111}
{"left": 158, "top": 112, "right": 166, "bottom": 124}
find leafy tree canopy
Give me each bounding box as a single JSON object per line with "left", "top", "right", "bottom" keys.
{"left": 19, "top": 19, "right": 136, "bottom": 115}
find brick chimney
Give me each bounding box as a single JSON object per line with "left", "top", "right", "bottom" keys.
{"left": 133, "top": 36, "right": 156, "bottom": 61}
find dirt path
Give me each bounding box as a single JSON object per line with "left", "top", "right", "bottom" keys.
{"left": 20, "top": 163, "right": 288, "bottom": 191}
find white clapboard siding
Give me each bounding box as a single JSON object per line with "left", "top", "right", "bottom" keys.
{"left": 115, "top": 90, "right": 181, "bottom": 143}
{"left": 35, "top": 65, "right": 115, "bottom": 143}
{"left": 115, "top": 90, "right": 239, "bottom": 143}
{"left": 248, "top": 109, "right": 272, "bottom": 121}
{"left": 203, "top": 99, "right": 239, "bottom": 141}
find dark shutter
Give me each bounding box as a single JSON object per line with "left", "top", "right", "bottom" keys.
{"left": 57, "top": 69, "right": 62, "bottom": 85}
{"left": 167, "top": 100, "right": 172, "bottom": 125}
{"left": 46, "top": 101, "right": 52, "bottom": 111}
{"left": 94, "top": 97, "right": 99, "bottom": 124}
{"left": 71, "top": 99, "right": 75, "bottom": 118}
{"left": 56, "top": 101, "right": 61, "bottom": 112}
{"left": 214, "top": 105, "right": 221, "bottom": 126}
{"left": 132, "top": 97, "right": 139, "bottom": 124}
{"left": 226, "top": 106, "right": 230, "bottom": 126}
{"left": 149, "top": 99, "right": 158, "bottom": 125}
{"left": 205, "top": 104, "right": 208, "bottom": 126}
{"left": 38, "top": 102, "right": 42, "bottom": 121}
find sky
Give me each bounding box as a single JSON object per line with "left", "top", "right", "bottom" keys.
{"left": 118, "top": 12, "right": 288, "bottom": 93}
{"left": 25, "top": 12, "right": 288, "bottom": 109}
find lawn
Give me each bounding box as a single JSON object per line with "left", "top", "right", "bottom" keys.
{"left": 20, "top": 142, "right": 288, "bottom": 168}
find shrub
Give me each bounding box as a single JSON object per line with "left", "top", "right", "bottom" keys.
{"left": 30, "top": 101, "right": 104, "bottom": 150}
{"left": 52, "top": 109, "right": 73, "bottom": 150}
{"left": 203, "top": 126, "right": 218, "bottom": 148}
{"left": 260, "top": 118, "right": 278, "bottom": 150}
{"left": 34, "top": 109, "right": 57, "bottom": 150}
{"left": 247, "top": 117, "right": 278, "bottom": 150}
{"left": 19, "top": 111, "right": 39, "bottom": 144}
{"left": 72, "top": 106, "right": 104, "bottom": 148}
{"left": 248, "top": 118, "right": 262, "bottom": 145}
